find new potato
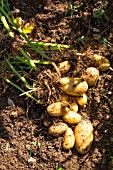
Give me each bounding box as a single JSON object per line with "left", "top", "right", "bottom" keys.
{"left": 48, "top": 122, "right": 68, "bottom": 135}
{"left": 62, "top": 111, "right": 81, "bottom": 124}
{"left": 77, "top": 93, "right": 87, "bottom": 106}
{"left": 59, "top": 77, "right": 81, "bottom": 86}
{"left": 70, "top": 101, "right": 78, "bottom": 112}
{"left": 47, "top": 101, "right": 70, "bottom": 116}
{"left": 82, "top": 67, "right": 99, "bottom": 86}
{"left": 60, "top": 77, "right": 88, "bottom": 96}
{"left": 63, "top": 127, "right": 75, "bottom": 149}
{"left": 93, "top": 54, "right": 110, "bottom": 71}
{"left": 74, "top": 120, "right": 93, "bottom": 154}
{"left": 68, "top": 97, "right": 78, "bottom": 112}
{"left": 58, "top": 61, "right": 71, "bottom": 74}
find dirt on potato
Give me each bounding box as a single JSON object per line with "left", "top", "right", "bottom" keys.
{"left": 0, "top": 0, "right": 113, "bottom": 170}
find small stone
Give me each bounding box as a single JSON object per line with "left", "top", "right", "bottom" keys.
{"left": 28, "top": 157, "right": 36, "bottom": 163}
{"left": 93, "top": 34, "right": 101, "bottom": 40}
{"left": 93, "top": 27, "right": 100, "bottom": 32}
{"left": 83, "top": 12, "right": 90, "bottom": 16}
{"left": 8, "top": 98, "right": 15, "bottom": 106}
{"left": 108, "top": 91, "right": 112, "bottom": 94}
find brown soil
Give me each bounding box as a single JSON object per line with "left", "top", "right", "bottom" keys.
{"left": 0, "top": 0, "right": 113, "bottom": 169}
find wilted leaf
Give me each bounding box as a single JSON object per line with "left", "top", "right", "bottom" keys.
{"left": 22, "top": 22, "right": 34, "bottom": 34}
{"left": 13, "top": 17, "right": 34, "bottom": 34}
{"left": 13, "top": 17, "right": 24, "bottom": 28}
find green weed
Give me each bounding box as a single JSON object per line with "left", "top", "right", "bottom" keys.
{"left": 93, "top": 10, "right": 105, "bottom": 19}
{"left": 65, "top": 2, "right": 83, "bottom": 17}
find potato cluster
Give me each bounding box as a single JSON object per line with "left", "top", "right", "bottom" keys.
{"left": 46, "top": 55, "right": 110, "bottom": 154}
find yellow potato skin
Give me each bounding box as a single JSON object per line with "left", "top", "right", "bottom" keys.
{"left": 93, "top": 54, "right": 102, "bottom": 66}
{"left": 47, "top": 101, "right": 70, "bottom": 116}
{"left": 75, "top": 133, "right": 93, "bottom": 154}
{"left": 48, "top": 122, "right": 68, "bottom": 135}
{"left": 82, "top": 67, "right": 99, "bottom": 86}
{"left": 99, "top": 61, "right": 110, "bottom": 71}
{"left": 60, "top": 77, "right": 88, "bottom": 96}
{"left": 58, "top": 61, "right": 71, "bottom": 74}
{"left": 62, "top": 111, "right": 81, "bottom": 124}
{"left": 77, "top": 93, "right": 87, "bottom": 106}
{"left": 93, "top": 54, "right": 110, "bottom": 71}
{"left": 59, "top": 77, "right": 81, "bottom": 86}
{"left": 74, "top": 120, "right": 93, "bottom": 154}
{"left": 70, "top": 101, "right": 78, "bottom": 112}
{"left": 63, "top": 127, "right": 75, "bottom": 149}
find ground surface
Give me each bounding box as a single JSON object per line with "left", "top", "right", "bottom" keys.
{"left": 0, "top": 0, "right": 113, "bottom": 169}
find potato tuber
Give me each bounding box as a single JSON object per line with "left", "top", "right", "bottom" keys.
{"left": 47, "top": 101, "right": 70, "bottom": 116}
{"left": 74, "top": 120, "right": 93, "bottom": 154}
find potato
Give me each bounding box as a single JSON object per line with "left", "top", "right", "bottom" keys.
{"left": 70, "top": 101, "right": 78, "bottom": 112}
{"left": 58, "top": 61, "right": 71, "bottom": 74}
{"left": 93, "top": 54, "right": 102, "bottom": 66}
{"left": 68, "top": 96, "right": 78, "bottom": 112}
{"left": 74, "top": 120, "right": 93, "bottom": 154}
{"left": 99, "top": 62, "right": 110, "bottom": 71}
{"left": 82, "top": 67, "right": 99, "bottom": 86}
{"left": 93, "top": 54, "right": 110, "bottom": 71}
{"left": 59, "top": 77, "right": 81, "bottom": 86}
{"left": 48, "top": 122, "right": 68, "bottom": 135}
{"left": 76, "top": 93, "right": 87, "bottom": 106}
{"left": 63, "top": 127, "right": 75, "bottom": 149}
{"left": 60, "top": 77, "right": 88, "bottom": 96}
{"left": 47, "top": 101, "right": 70, "bottom": 116}
{"left": 62, "top": 111, "right": 81, "bottom": 124}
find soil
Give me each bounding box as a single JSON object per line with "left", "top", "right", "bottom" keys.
{"left": 0, "top": 0, "right": 113, "bottom": 169}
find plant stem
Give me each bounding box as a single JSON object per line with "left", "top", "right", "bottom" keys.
{"left": 6, "top": 59, "right": 30, "bottom": 88}
{"left": 33, "top": 60, "right": 50, "bottom": 65}
{"left": 19, "top": 48, "right": 38, "bottom": 71}
{"left": 26, "top": 42, "right": 71, "bottom": 50}
{"left": 19, "top": 32, "right": 50, "bottom": 60}
{"left": 0, "top": 12, "right": 14, "bottom": 37}
{"left": 16, "top": 55, "right": 30, "bottom": 65}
